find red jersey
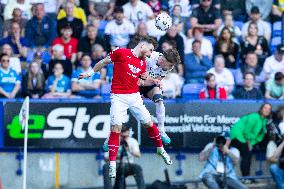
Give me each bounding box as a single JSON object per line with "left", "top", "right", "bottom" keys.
{"left": 199, "top": 87, "right": 227, "bottom": 100}
{"left": 109, "top": 48, "right": 146, "bottom": 94}
{"left": 52, "top": 37, "right": 78, "bottom": 59}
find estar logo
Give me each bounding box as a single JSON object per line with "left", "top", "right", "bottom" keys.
{"left": 7, "top": 107, "right": 115, "bottom": 139}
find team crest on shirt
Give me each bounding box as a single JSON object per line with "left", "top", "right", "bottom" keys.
{"left": 128, "top": 64, "right": 141, "bottom": 74}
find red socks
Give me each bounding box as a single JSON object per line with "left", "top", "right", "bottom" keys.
{"left": 147, "top": 123, "right": 163, "bottom": 147}
{"left": 108, "top": 131, "right": 120, "bottom": 161}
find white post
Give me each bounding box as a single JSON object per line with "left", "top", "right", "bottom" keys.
{"left": 23, "top": 97, "right": 29, "bottom": 189}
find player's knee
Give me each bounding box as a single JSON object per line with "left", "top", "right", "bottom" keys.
{"left": 153, "top": 94, "right": 163, "bottom": 103}
{"left": 111, "top": 125, "right": 122, "bottom": 132}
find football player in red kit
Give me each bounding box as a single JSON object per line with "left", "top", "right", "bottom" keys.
{"left": 79, "top": 36, "right": 172, "bottom": 178}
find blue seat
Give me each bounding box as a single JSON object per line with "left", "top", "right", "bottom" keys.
{"left": 234, "top": 21, "right": 244, "bottom": 30}
{"left": 182, "top": 83, "right": 204, "bottom": 99}
{"left": 272, "top": 21, "right": 282, "bottom": 37}
{"left": 271, "top": 36, "right": 282, "bottom": 53}
{"left": 101, "top": 83, "right": 111, "bottom": 99}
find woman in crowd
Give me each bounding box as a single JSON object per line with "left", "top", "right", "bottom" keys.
{"left": 0, "top": 43, "right": 21, "bottom": 74}
{"left": 22, "top": 61, "right": 45, "bottom": 98}
{"left": 214, "top": 27, "right": 239, "bottom": 70}
{"left": 230, "top": 103, "right": 272, "bottom": 177}
{"left": 240, "top": 22, "right": 270, "bottom": 64}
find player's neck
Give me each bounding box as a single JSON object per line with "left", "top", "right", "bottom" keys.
{"left": 132, "top": 47, "right": 140, "bottom": 58}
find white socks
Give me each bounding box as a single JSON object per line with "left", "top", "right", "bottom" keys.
{"left": 155, "top": 101, "right": 166, "bottom": 134}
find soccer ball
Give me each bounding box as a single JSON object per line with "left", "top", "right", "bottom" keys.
{"left": 155, "top": 13, "right": 172, "bottom": 31}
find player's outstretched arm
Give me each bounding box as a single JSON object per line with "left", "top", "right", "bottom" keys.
{"left": 79, "top": 56, "right": 111, "bottom": 79}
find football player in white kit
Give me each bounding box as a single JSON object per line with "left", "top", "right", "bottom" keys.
{"left": 103, "top": 48, "right": 181, "bottom": 151}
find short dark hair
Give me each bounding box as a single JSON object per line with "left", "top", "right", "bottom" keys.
{"left": 121, "top": 125, "right": 129, "bottom": 133}
{"left": 275, "top": 72, "right": 284, "bottom": 81}
{"left": 138, "top": 36, "right": 158, "bottom": 50}
{"left": 192, "top": 39, "right": 201, "bottom": 46}
{"left": 243, "top": 72, "right": 255, "bottom": 80}
{"left": 0, "top": 53, "right": 9, "bottom": 60}
{"left": 205, "top": 73, "right": 215, "bottom": 81}
{"left": 163, "top": 48, "right": 181, "bottom": 67}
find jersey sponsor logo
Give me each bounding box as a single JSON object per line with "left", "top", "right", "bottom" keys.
{"left": 128, "top": 64, "right": 141, "bottom": 74}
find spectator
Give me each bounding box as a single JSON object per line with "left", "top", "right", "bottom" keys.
{"left": 190, "top": 0, "right": 222, "bottom": 36}
{"left": 184, "top": 40, "right": 212, "bottom": 83}
{"left": 240, "top": 22, "right": 270, "bottom": 64}
{"left": 52, "top": 25, "right": 78, "bottom": 64}
{"left": 184, "top": 27, "right": 213, "bottom": 59}
{"left": 3, "top": 0, "right": 32, "bottom": 20}
{"left": 162, "top": 72, "right": 184, "bottom": 99}
{"left": 230, "top": 103, "right": 272, "bottom": 176}
{"left": 219, "top": 0, "right": 246, "bottom": 21}
{"left": 0, "top": 16, "right": 3, "bottom": 38}
{"left": 77, "top": 24, "right": 106, "bottom": 59}
{"left": 271, "top": 0, "right": 284, "bottom": 22}
{"left": 0, "top": 53, "right": 21, "bottom": 98}
{"left": 128, "top": 22, "right": 150, "bottom": 49}
{"left": 171, "top": 4, "right": 187, "bottom": 34}
{"left": 192, "top": 0, "right": 220, "bottom": 9}
{"left": 0, "top": 21, "right": 28, "bottom": 58}
{"left": 22, "top": 61, "right": 45, "bottom": 98}
{"left": 216, "top": 14, "right": 241, "bottom": 42}
{"left": 103, "top": 125, "right": 145, "bottom": 189}
{"left": 48, "top": 44, "right": 72, "bottom": 78}
{"left": 88, "top": 0, "right": 115, "bottom": 20}
{"left": 105, "top": 6, "right": 135, "bottom": 49}
{"left": 234, "top": 72, "right": 263, "bottom": 99}
{"left": 169, "top": 0, "right": 191, "bottom": 18}
{"left": 245, "top": 0, "right": 273, "bottom": 21}
{"left": 122, "top": 0, "right": 154, "bottom": 27}
{"left": 147, "top": 0, "right": 161, "bottom": 15}
{"left": 158, "top": 25, "right": 184, "bottom": 65}
{"left": 42, "top": 62, "right": 72, "bottom": 99}
{"left": 199, "top": 73, "right": 227, "bottom": 99}
{"left": 57, "top": 0, "right": 87, "bottom": 26}
{"left": 207, "top": 55, "right": 235, "bottom": 96}
{"left": 91, "top": 44, "right": 106, "bottom": 67}
{"left": 29, "top": 0, "right": 62, "bottom": 20}
{"left": 0, "top": 43, "right": 21, "bottom": 74}
{"left": 265, "top": 72, "right": 284, "bottom": 100}
{"left": 2, "top": 8, "right": 27, "bottom": 37}
{"left": 71, "top": 54, "right": 101, "bottom": 98}
{"left": 214, "top": 27, "right": 239, "bottom": 69}
{"left": 235, "top": 52, "right": 266, "bottom": 88}
{"left": 25, "top": 3, "right": 56, "bottom": 48}
{"left": 263, "top": 44, "right": 284, "bottom": 80}
{"left": 241, "top": 6, "right": 271, "bottom": 42}
{"left": 199, "top": 134, "right": 248, "bottom": 189}
{"left": 57, "top": 1, "right": 84, "bottom": 40}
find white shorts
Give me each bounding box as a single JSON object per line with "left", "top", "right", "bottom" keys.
{"left": 110, "top": 93, "right": 152, "bottom": 126}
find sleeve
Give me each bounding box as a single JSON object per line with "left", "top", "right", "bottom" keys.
{"left": 104, "top": 22, "right": 112, "bottom": 35}
{"left": 265, "top": 79, "right": 273, "bottom": 91}
{"left": 190, "top": 8, "right": 198, "bottom": 18}
{"left": 244, "top": 114, "right": 264, "bottom": 142}
{"left": 65, "top": 77, "right": 71, "bottom": 91}
{"left": 71, "top": 70, "right": 78, "bottom": 82}
{"left": 145, "top": 3, "right": 154, "bottom": 17}
{"left": 229, "top": 147, "right": 240, "bottom": 159}
{"left": 78, "top": 8, "right": 87, "bottom": 26}
{"left": 92, "top": 73, "right": 101, "bottom": 81}
{"left": 109, "top": 48, "right": 124, "bottom": 63}
{"left": 57, "top": 9, "right": 66, "bottom": 20}
{"left": 263, "top": 58, "right": 271, "bottom": 75}
{"left": 15, "top": 72, "right": 21, "bottom": 84}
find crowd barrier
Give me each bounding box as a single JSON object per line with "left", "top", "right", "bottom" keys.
{"left": 0, "top": 99, "right": 283, "bottom": 150}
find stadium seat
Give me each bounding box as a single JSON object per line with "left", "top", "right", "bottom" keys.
{"left": 234, "top": 21, "right": 244, "bottom": 30}
{"left": 101, "top": 83, "right": 111, "bottom": 100}
{"left": 272, "top": 21, "right": 282, "bottom": 37}
{"left": 182, "top": 83, "right": 204, "bottom": 99}
{"left": 271, "top": 36, "right": 282, "bottom": 53}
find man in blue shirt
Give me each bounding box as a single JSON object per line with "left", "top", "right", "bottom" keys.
{"left": 25, "top": 3, "right": 56, "bottom": 48}
{"left": 71, "top": 54, "right": 101, "bottom": 98}
{"left": 42, "top": 62, "right": 71, "bottom": 98}
{"left": 0, "top": 22, "right": 29, "bottom": 57}
{"left": 0, "top": 53, "right": 21, "bottom": 98}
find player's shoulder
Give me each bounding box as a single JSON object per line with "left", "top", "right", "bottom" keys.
{"left": 110, "top": 47, "right": 131, "bottom": 54}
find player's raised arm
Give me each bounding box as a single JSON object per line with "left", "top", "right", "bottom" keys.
{"left": 79, "top": 56, "right": 111, "bottom": 79}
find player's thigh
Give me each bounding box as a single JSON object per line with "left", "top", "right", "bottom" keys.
{"left": 110, "top": 94, "right": 129, "bottom": 126}
{"left": 129, "top": 96, "right": 152, "bottom": 125}
{"left": 147, "top": 86, "right": 162, "bottom": 100}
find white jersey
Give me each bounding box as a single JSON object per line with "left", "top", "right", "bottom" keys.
{"left": 146, "top": 51, "right": 169, "bottom": 79}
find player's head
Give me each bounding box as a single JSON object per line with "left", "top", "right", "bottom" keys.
{"left": 136, "top": 36, "right": 158, "bottom": 59}
{"left": 158, "top": 49, "right": 181, "bottom": 71}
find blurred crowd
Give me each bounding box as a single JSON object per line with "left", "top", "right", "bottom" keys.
{"left": 0, "top": 0, "right": 283, "bottom": 99}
